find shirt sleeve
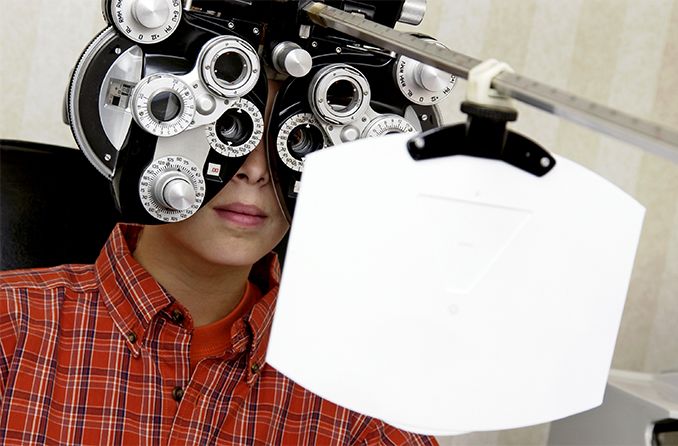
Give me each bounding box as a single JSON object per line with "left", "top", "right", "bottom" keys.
{"left": 0, "top": 284, "right": 20, "bottom": 395}
{"left": 351, "top": 415, "right": 439, "bottom": 446}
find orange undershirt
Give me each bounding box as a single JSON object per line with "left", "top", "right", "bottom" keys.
{"left": 189, "top": 281, "right": 262, "bottom": 372}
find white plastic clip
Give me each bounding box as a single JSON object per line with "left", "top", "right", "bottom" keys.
{"left": 466, "top": 59, "right": 515, "bottom": 109}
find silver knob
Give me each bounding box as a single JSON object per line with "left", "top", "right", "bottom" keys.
{"left": 163, "top": 178, "right": 195, "bottom": 211}
{"left": 153, "top": 171, "right": 196, "bottom": 211}
{"left": 398, "top": 0, "right": 427, "bottom": 25}
{"left": 415, "top": 64, "right": 453, "bottom": 92}
{"left": 132, "top": 0, "right": 170, "bottom": 29}
{"left": 340, "top": 125, "right": 360, "bottom": 143}
{"left": 195, "top": 94, "right": 216, "bottom": 115}
{"left": 394, "top": 38, "right": 456, "bottom": 105}
{"left": 139, "top": 156, "right": 205, "bottom": 222}
{"left": 272, "top": 41, "right": 313, "bottom": 78}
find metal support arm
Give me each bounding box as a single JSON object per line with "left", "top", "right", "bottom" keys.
{"left": 303, "top": 1, "right": 678, "bottom": 164}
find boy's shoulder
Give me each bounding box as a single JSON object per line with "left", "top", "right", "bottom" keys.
{"left": 0, "top": 263, "right": 99, "bottom": 295}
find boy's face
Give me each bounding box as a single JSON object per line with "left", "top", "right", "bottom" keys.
{"left": 141, "top": 80, "right": 289, "bottom": 267}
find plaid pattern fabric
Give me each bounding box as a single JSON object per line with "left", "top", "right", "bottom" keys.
{"left": 0, "top": 224, "right": 437, "bottom": 445}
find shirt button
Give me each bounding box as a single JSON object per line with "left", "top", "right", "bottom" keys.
{"left": 172, "top": 386, "right": 184, "bottom": 402}
{"left": 127, "top": 331, "right": 137, "bottom": 344}
{"left": 170, "top": 309, "right": 185, "bottom": 325}
{"left": 250, "top": 363, "right": 260, "bottom": 374}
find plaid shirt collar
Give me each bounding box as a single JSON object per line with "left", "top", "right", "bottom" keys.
{"left": 94, "top": 223, "right": 281, "bottom": 383}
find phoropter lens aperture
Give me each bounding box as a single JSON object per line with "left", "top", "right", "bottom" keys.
{"left": 131, "top": 74, "right": 196, "bottom": 137}
{"left": 199, "top": 35, "right": 260, "bottom": 98}
{"left": 276, "top": 113, "right": 326, "bottom": 172}
{"left": 216, "top": 108, "right": 254, "bottom": 147}
{"left": 309, "top": 64, "right": 371, "bottom": 125}
{"left": 206, "top": 99, "right": 263, "bottom": 157}
{"left": 149, "top": 91, "right": 182, "bottom": 122}
{"left": 326, "top": 79, "right": 359, "bottom": 113}
{"left": 214, "top": 52, "right": 246, "bottom": 85}
{"left": 288, "top": 124, "right": 325, "bottom": 159}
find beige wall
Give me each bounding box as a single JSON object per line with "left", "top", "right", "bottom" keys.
{"left": 2, "top": 1, "right": 677, "bottom": 444}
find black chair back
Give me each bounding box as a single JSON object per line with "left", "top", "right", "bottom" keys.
{"left": 1, "top": 139, "right": 120, "bottom": 270}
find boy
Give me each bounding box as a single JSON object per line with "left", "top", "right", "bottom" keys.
{"left": 0, "top": 81, "right": 437, "bottom": 445}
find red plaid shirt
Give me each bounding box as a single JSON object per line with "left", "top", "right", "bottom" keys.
{"left": 0, "top": 224, "right": 437, "bottom": 445}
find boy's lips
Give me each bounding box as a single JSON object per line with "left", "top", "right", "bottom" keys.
{"left": 214, "top": 202, "right": 267, "bottom": 227}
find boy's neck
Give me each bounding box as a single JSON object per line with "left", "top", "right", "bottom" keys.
{"left": 132, "top": 226, "right": 251, "bottom": 327}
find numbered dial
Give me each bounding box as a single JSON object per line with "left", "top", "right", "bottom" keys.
{"left": 395, "top": 40, "right": 456, "bottom": 106}
{"left": 109, "top": 0, "right": 182, "bottom": 44}
{"left": 139, "top": 156, "right": 206, "bottom": 222}
{"left": 277, "top": 113, "right": 328, "bottom": 172}
{"left": 206, "top": 99, "right": 263, "bottom": 157}
{"left": 131, "top": 74, "right": 196, "bottom": 137}
{"left": 362, "top": 114, "right": 416, "bottom": 138}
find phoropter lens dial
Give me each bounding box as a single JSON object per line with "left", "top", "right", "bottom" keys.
{"left": 276, "top": 113, "right": 327, "bottom": 172}
{"left": 199, "top": 35, "right": 261, "bottom": 99}
{"left": 205, "top": 99, "right": 263, "bottom": 157}
{"left": 139, "top": 155, "right": 206, "bottom": 222}
{"left": 131, "top": 74, "right": 196, "bottom": 137}
{"left": 362, "top": 114, "right": 416, "bottom": 138}
{"left": 107, "top": 0, "right": 182, "bottom": 44}
{"left": 395, "top": 38, "right": 456, "bottom": 105}
{"left": 309, "top": 64, "right": 371, "bottom": 125}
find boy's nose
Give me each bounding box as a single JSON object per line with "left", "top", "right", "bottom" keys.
{"left": 233, "top": 145, "right": 270, "bottom": 186}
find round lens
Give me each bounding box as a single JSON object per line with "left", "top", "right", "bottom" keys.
{"left": 149, "top": 91, "right": 181, "bottom": 122}
{"left": 213, "top": 52, "right": 246, "bottom": 85}
{"left": 287, "top": 124, "right": 324, "bottom": 159}
{"left": 216, "top": 109, "right": 254, "bottom": 147}
{"left": 326, "top": 79, "right": 359, "bottom": 113}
